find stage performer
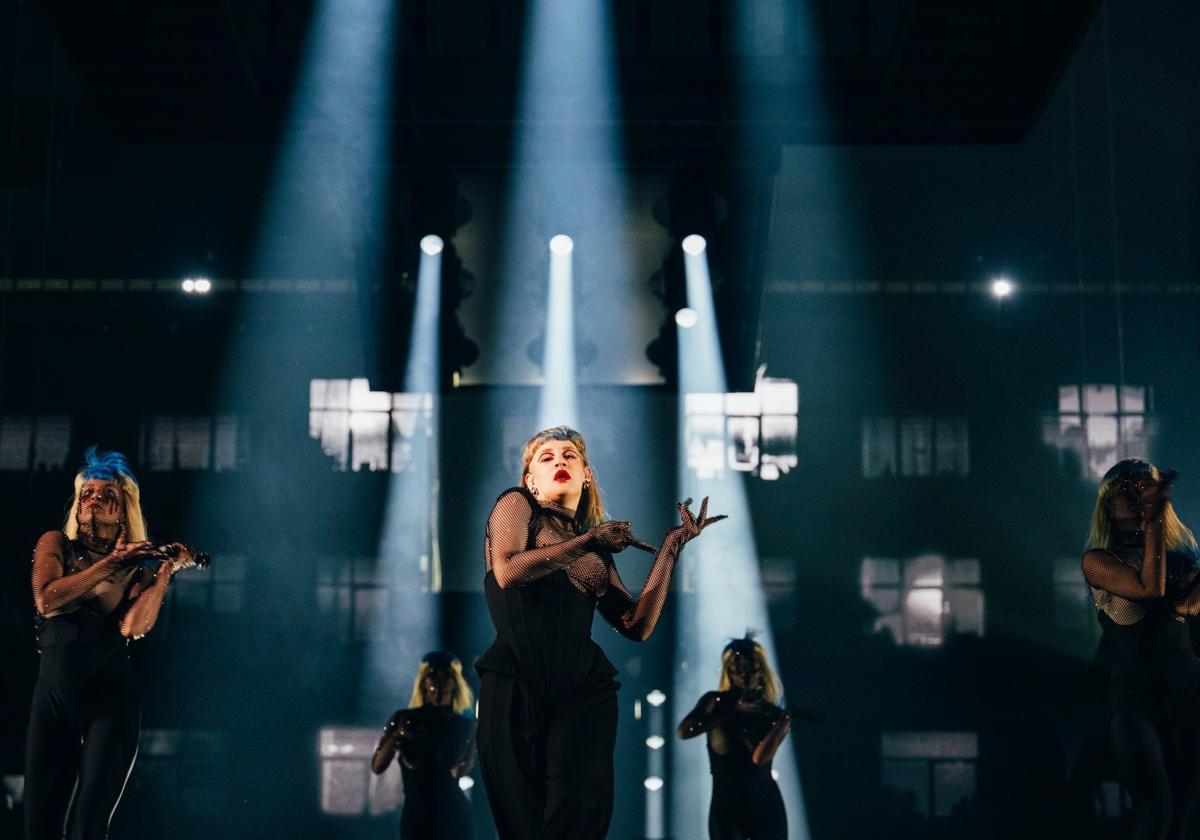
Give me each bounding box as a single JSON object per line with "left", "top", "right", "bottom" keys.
{"left": 475, "top": 425, "right": 724, "bottom": 839}
{"left": 372, "top": 651, "right": 478, "bottom": 840}
{"left": 1081, "top": 458, "right": 1200, "bottom": 840}
{"left": 678, "top": 635, "right": 809, "bottom": 840}
{"left": 24, "top": 446, "right": 198, "bottom": 840}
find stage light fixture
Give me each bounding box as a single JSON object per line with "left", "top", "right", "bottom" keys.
{"left": 194, "top": 278, "right": 212, "bottom": 294}
{"left": 181, "top": 278, "right": 196, "bottom": 293}
{"left": 681, "top": 234, "right": 707, "bottom": 256}
{"left": 645, "top": 735, "right": 665, "bottom": 750}
{"left": 675, "top": 308, "right": 699, "bottom": 329}
{"left": 549, "top": 234, "right": 574, "bottom": 256}
{"left": 990, "top": 277, "right": 1014, "bottom": 299}
{"left": 646, "top": 689, "right": 667, "bottom": 707}
{"left": 420, "top": 235, "right": 444, "bottom": 256}
{"left": 644, "top": 776, "right": 665, "bottom": 792}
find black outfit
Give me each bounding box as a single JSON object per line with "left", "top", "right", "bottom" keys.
{"left": 390, "top": 706, "right": 477, "bottom": 840}
{"left": 475, "top": 488, "right": 684, "bottom": 840}
{"left": 26, "top": 537, "right": 142, "bottom": 840}
{"left": 705, "top": 703, "right": 788, "bottom": 840}
{"left": 1088, "top": 545, "right": 1200, "bottom": 840}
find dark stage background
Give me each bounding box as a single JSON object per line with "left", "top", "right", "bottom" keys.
{"left": 2, "top": 0, "right": 1200, "bottom": 837}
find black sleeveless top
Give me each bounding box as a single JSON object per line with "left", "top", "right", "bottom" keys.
{"left": 475, "top": 488, "right": 618, "bottom": 703}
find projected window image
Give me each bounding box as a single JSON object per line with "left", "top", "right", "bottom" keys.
{"left": 0, "top": 415, "right": 71, "bottom": 471}
{"left": 139, "top": 414, "right": 241, "bottom": 472}
{"left": 881, "top": 731, "right": 977, "bottom": 819}
{"left": 684, "top": 367, "right": 798, "bottom": 481}
{"left": 1042, "top": 384, "right": 1155, "bottom": 480}
{"left": 317, "top": 556, "right": 391, "bottom": 643}
{"left": 318, "top": 727, "right": 402, "bottom": 816}
{"left": 170, "top": 554, "right": 248, "bottom": 616}
{"left": 862, "top": 415, "right": 969, "bottom": 478}
{"left": 129, "top": 730, "right": 229, "bottom": 822}
{"left": 861, "top": 555, "right": 984, "bottom": 646}
{"left": 309, "top": 379, "right": 433, "bottom": 473}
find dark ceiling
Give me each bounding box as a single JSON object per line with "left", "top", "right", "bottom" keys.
{"left": 6, "top": 0, "right": 1101, "bottom": 165}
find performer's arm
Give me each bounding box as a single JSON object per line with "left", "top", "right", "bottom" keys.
{"left": 371, "top": 711, "right": 405, "bottom": 775}
{"left": 751, "top": 707, "right": 793, "bottom": 766}
{"left": 1081, "top": 519, "right": 1166, "bottom": 600}
{"left": 598, "top": 532, "right": 684, "bottom": 641}
{"left": 118, "top": 563, "right": 174, "bottom": 639}
{"left": 488, "top": 491, "right": 641, "bottom": 589}
{"left": 32, "top": 530, "right": 143, "bottom": 617}
{"left": 487, "top": 491, "right": 592, "bottom": 588}
{"left": 598, "top": 498, "right": 725, "bottom": 641}
{"left": 452, "top": 721, "right": 478, "bottom": 779}
{"left": 677, "top": 691, "right": 737, "bottom": 739}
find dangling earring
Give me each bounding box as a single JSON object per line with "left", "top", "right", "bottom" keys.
{"left": 530, "top": 484, "right": 540, "bottom": 497}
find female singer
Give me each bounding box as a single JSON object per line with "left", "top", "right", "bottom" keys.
{"left": 372, "top": 651, "right": 478, "bottom": 839}
{"left": 475, "top": 425, "right": 724, "bottom": 839}
{"left": 25, "top": 446, "right": 197, "bottom": 840}
{"left": 678, "top": 635, "right": 799, "bottom": 840}
{"left": 1081, "top": 459, "right": 1200, "bottom": 839}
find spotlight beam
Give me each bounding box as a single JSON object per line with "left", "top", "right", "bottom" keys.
{"left": 673, "top": 243, "right": 810, "bottom": 839}
{"left": 538, "top": 238, "right": 577, "bottom": 429}
{"left": 363, "top": 240, "right": 442, "bottom": 712}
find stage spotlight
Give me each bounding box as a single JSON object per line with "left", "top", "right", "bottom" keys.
{"left": 645, "top": 735, "right": 665, "bottom": 750}
{"left": 537, "top": 233, "right": 577, "bottom": 428}
{"left": 420, "top": 234, "right": 444, "bottom": 256}
{"left": 682, "top": 234, "right": 707, "bottom": 256}
{"left": 990, "top": 276, "right": 1015, "bottom": 299}
{"left": 181, "top": 278, "right": 195, "bottom": 293}
{"left": 646, "top": 689, "right": 667, "bottom": 707}
{"left": 675, "top": 308, "right": 699, "bottom": 329}
{"left": 644, "top": 776, "right": 665, "bottom": 792}
{"left": 458, "top": 776, "right": 475, "bottom": 791}
{"left": 194, "top": 278, "right": 212, "bottom": 294}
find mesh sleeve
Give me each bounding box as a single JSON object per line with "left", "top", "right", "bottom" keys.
{"left": 1081, "top": 521, "right": 1166, "bottom": 601}
{"left": 485, "top": 490, "right": 593, "bottom": 588}
{"left": 597, "top": 531, "right": 684, "bottom": 641}
{"left": 31, "top": 531, "right": 108, "bottom": 617}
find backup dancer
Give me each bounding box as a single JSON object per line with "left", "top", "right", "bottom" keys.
{"left": 372, "top": 651, "right": 478, "bottom": 840}
{"left": 678, "top": 635, "right": 804, "bottom": 840}
{"left": 25, "top": 447, "right": 198, "bottom": 839}
{"left": 1081, "top": 459, "right": 1200, "bottom": 839}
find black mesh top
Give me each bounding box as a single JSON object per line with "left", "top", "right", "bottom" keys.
{"left": 476, "top": 488, "right": 686, "bottom": 696}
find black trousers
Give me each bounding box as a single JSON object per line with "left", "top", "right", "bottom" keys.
{"left": 1111, "top": 711, "right": 1200, "bottom": 840}
{"left": 25, "top": 646, "right": 140, "bottom": 840}
{"left": 477, "top": 671, "right": 617, "bottom": 840}
{"left": 709, "top": 776, "right": 787, "bottom": 840}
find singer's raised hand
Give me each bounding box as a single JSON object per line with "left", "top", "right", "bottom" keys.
{"left": 666, "top": 497, "right": 727, "bottom": 546}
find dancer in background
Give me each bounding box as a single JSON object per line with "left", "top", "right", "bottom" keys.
{"left": 475, "top": 425, "right": 724, "bottom": 840}
{"left": 678, "top": 635, "right": 809, "bottom": 840}
{"left": 1081, "top": 459, "right": 1200, "bottom": 839}
{"left": 372, "top": 651, "right": 478, "bottom": 840}
{"left": 25, "top": 447, "right": 199, "bottom": 840}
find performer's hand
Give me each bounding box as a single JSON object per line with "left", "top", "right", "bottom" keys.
{"left": 164, "top": 543, "right": 199, "bottom": 575}
{"left": 1121, "top": 472, "right": 1175, "bottom": 526}
{"left": 588, "top": 520, "right": 645, "bottom": 554}
{"left": 666, "top": 497, "right": 727, "bottom": 546}
{"left": 104, "top": 526, "right": 156, "bottom": 571}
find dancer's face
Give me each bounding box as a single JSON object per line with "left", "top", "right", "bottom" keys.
{"left": 421, "top": 665, "right": 457, "bottom": 708}
{"left": 77, "top": 479, "right": 124, "bottom": 540}
{"left": 727, "top": 650, "right": 764, "bottom": 694}
{"left": 524, "top": 440, "right": 590, "bottom": 511}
